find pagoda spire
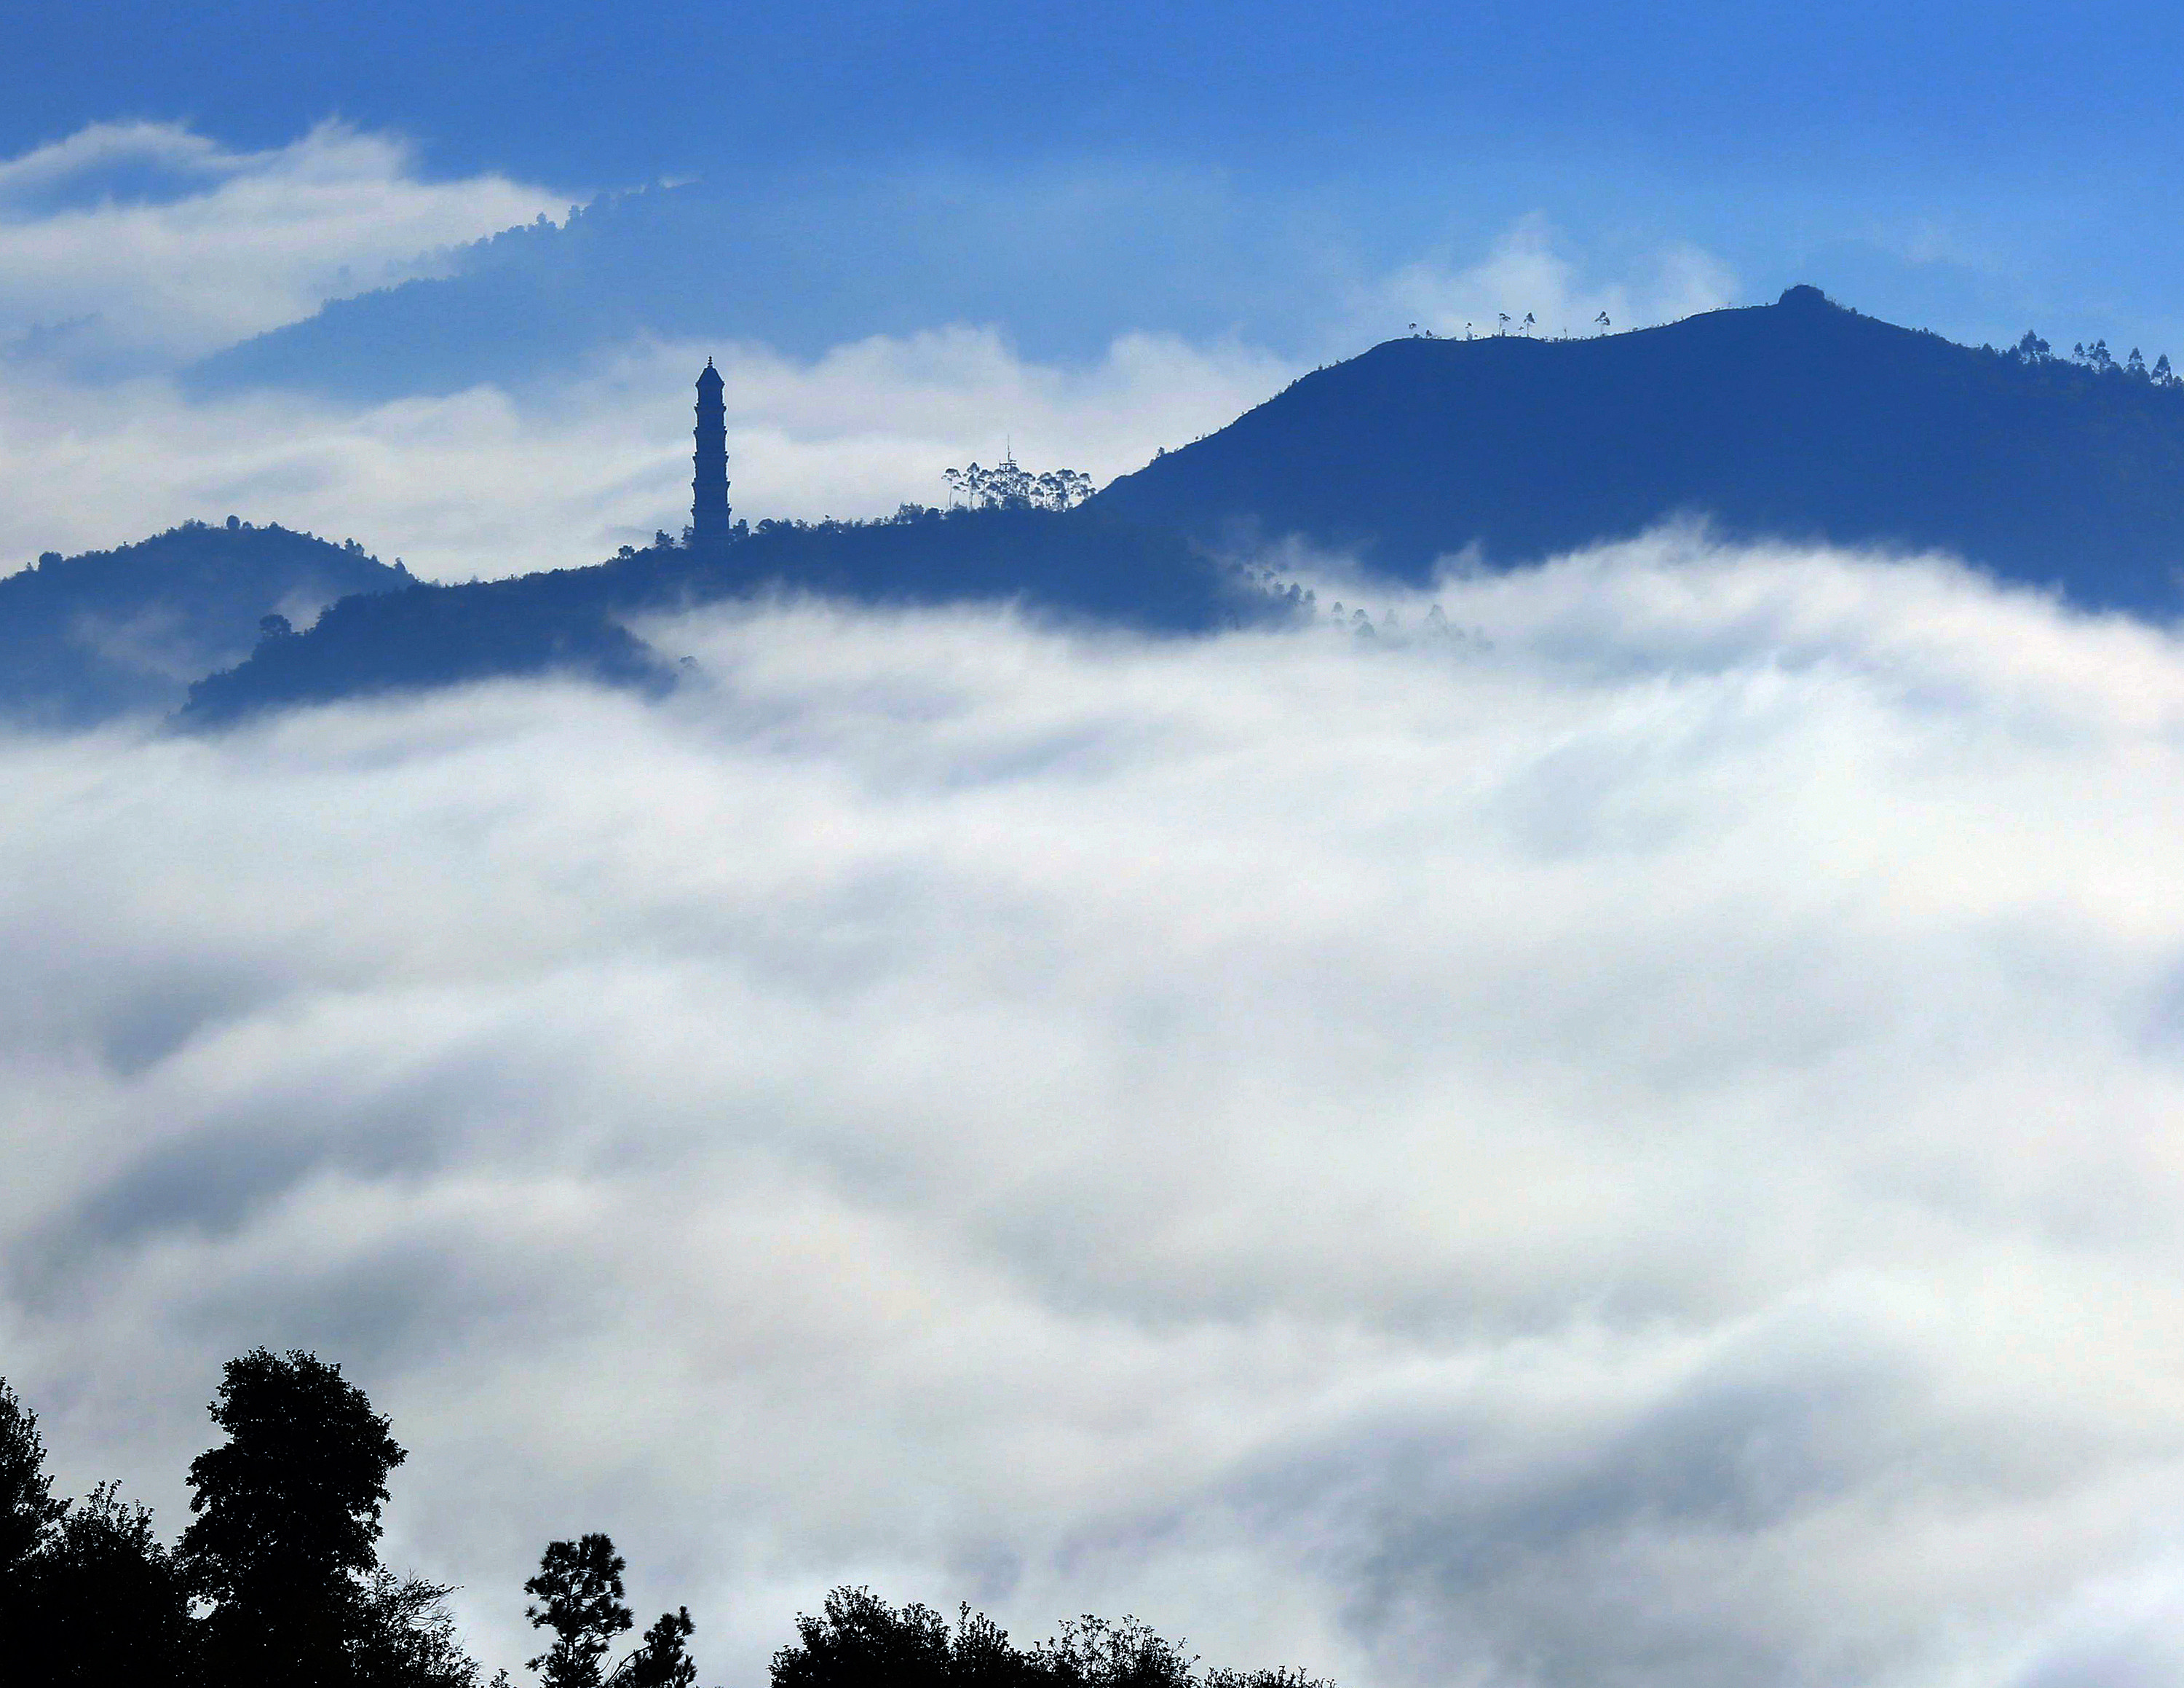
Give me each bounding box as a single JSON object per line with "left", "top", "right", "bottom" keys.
{"left": 691, "top": 358, "right": 731, "bottom": 555}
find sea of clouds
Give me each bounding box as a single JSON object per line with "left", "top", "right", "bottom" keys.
{"left": 7, "top": 112, "right": 2173, "bottom": 1688}
{"left": 9, "top": 533, "right": 2184, "bottom": 1688}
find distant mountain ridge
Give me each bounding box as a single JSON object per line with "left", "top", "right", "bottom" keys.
{"left": 0, "top": 522, "right": 409, "bottom": 725}
{"left": 31, "top": 286, "right": 2184, "bottom": 727}
{"left": 183, "top": 178, "right": 1216, "bottom": 401}
{"left": 1096, "top": 286, "right": 2184, "bottom": 608}
{"left": 178, "top": 508, "right": 1283, "bottom": 725}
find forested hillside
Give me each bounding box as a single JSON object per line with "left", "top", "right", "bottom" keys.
{"left": 1097, "top": 285, "right": 2184, "bottom": 607}
{"left": 180, "top": 506, "right": 1289, "bottom": 725}
{"left": 0, "top": 520, "right": 410, "bottom": 725}
{"left": 37, "top": 288, "right": 2184, "bottom": 730}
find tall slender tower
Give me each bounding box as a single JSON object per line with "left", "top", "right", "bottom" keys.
{"left": 691, "top": 358, "right": 731, "bottom": 554}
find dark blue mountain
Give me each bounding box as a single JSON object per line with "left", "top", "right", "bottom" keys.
{"left": 1096, "top": 285, "right": 2184, "bottom": 609}
{"left": 84, "top": 285, "right": 2184, "bottom": 727}
{"left": 184, "top": 179, "right": 1283, "bottom": 401}
{"left": 0, "top": 521, "right": 409, "bottom": 725}
{"left": 178, "top": 508, "right": 1283, "bottom": 725}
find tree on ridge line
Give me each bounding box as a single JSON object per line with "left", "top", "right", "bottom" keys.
{"left": 181, "top": 1346, "right": 417, "bottom": 1683}
{"left": 3, "top": 1360, "right": 1329, "bottom": 1688}
{"left": 769, "top": 1583, "right": 1334, "bottom": 1688}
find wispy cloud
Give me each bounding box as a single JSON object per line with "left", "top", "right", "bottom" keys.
{"left": 9, "top": 537, "right": 2184, "bottom": 1687}
{"left": 0, "top": 330, "right": 1294, "bottom": 578}
{"left": 1358, "top": 214, "right": 1738, "bottom": 343}
{"left": 0, "top": 122, "right": 1770, "bottom": 582}
{"left": 0, "top": 120, "right": 563, "bottom": 368}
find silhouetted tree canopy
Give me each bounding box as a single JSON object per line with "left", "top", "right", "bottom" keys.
{"left": 16, "top": 1482, "right": 197, "bottom": 1687}
{"left": 769, "top": 1588, "right": 1332, "bottom": 1688}
{"left": 182, "top": 1348, "right": 404, "bottom": 1604}
{"left": 618, "top": 1606, "right": 700, "bottom": 1688}
{"left": 771, "top": 1586, "right": 962, "bottom": 1688}
{"left": 943, "top": 459, "right": 1093, "bottom": 512}
{"left": 0, "top": 1376, "right": 64, "bottom": 1574}
{"left": 3, "top": 1382, "right": 197, "bottom": 1687}
{"left": 526, "top": 1533, "right": 636, "bottom": 1688}
{"left": 178, "top": 1346, "right": 476, "bottom": 1688}
{"left": 0, "top": 1365, "right": 1332, "bottom": 1688}
{"left": 353, "top": 1568, "right": 484, "bottom": 1688}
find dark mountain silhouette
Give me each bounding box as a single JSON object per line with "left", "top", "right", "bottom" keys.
{"left": 180, "top": 508, "right": 1283, "bottom": 726}
{"left": 185, "top": 178, "right": 1275, "bottom": 401}
{"left": 0, "top": 521, "right": 410, "bottom": 725}
{"left": 55, "top": 285, "right": 2184, "bottom": 728}
{"left": 188, "top": 191, "right": 695, "bottom": 403}
{"left": 1096, "top": 285, "right": 2184, "bottom": 609}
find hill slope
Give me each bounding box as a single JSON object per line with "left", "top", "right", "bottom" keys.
{"left": 179, "top": 508, "right": 1281, "bottom": 725}
{"left": 0, "top": 523, "right": 411, "bottom": 725}
{"left": 1096, "top": 287, "right": 2184, "bottom": 607}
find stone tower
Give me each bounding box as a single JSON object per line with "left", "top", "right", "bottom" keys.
{"left": 691, "top": 358, "right": 731, "bottom": 554}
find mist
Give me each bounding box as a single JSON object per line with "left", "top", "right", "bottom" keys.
{"left": 8, "top": 532, "right": 2184, "bottom": 1687}
{"left": 0, "top": 331, "right": 1293, "bottom": 582}
{"left": 0, "top": 117, "right": 1770, "bottom": 585}
{"left": 0, "top": 117, "right": 1297, "bottom": 577}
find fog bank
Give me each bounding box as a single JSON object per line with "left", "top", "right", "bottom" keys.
{"left": 7, "top": 536, "right": 2184, "bottom": 1688}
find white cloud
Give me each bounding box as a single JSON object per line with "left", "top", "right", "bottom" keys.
{"left": 9, "top": 538, "right": 2184, "bottom": 1687}
{"left": 0, "top": 122, "right": 1289, "bottom": 578}
{"left": 0, "top": 123, "right": 1762, "bottom": 585}
{"left": 1359, "top": 214, "right": 1738, "bottom": 343}
{"left": 0, "top": 120, "right": 564, "bottom": 366}
{"left": 0, "top": 329, "right": 1295, "bottom": 579}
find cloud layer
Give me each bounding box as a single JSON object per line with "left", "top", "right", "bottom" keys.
{"left": 1357, "top": 214, "right": 1738, "bottom": 344}
{"left": 0, "top": 119, "right": 1762, "bottom": 584}
{"left": 9, "top": 535, "right": 2184, "bottom": 1688}
{"left": 0, "top": 329, "right": 1294, "bottom": 580}
{"left": 0, "top": 121, "right": 566, "bottom": 372}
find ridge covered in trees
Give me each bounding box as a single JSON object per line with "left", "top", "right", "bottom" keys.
{"left": 178, "top": 504, "right": 1293, "bottom": 726}
{"left": 0, "top": 519, "right": 409, "bottom": 725}
{"left": 0, "top": 1356, "right": 1332, "bottom": 1688}
{"left": 31, "top": 284, "right": 2184, "bottom": 727}
{"left": 1094, "top": 284, "right": 2184, "bottom": 607}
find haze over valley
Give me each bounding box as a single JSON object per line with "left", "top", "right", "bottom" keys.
{"left": 12, "top": 15, "right": 2184, "bottom": 1686}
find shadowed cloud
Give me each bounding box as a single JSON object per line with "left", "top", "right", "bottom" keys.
{"left": 7, "top": 537, "right": 2184, "bottom": 1687}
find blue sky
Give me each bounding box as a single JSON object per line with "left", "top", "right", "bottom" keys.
{"left": 1, "top": 0, "right": 2180, "bottom": 564}
{"left": 13, "top": 0, "right": 2174, "bottom": 186}
{"left": 12, "top": 0, "right": 2184, "bottom": 366}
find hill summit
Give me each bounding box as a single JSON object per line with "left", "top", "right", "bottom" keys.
{"left": 1, "top": 520, "right": 409, "bottom": 725}
{"left": 1096, "top": 287, "right": 2184, "bottom": 608}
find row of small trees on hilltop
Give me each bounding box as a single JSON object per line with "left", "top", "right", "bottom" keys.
{"left": 1, "top": 1354, "right": 1333, "bottom": 1688}
{"left": 773, "top": 1586, "right": 1329, "bottom": 1688}
{"left": 1404, "top": 311, "right": 1620, "bottom": 339}
{"left": 2006, "top": 330, "right": 2180, "bottom": 385}
{"left": 943, "top": 459, "right": 1093, "bottom": 513}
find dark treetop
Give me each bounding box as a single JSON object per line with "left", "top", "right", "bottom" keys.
{"left": 2, "top": 1360, "right": 1330, "bottom": 1688}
